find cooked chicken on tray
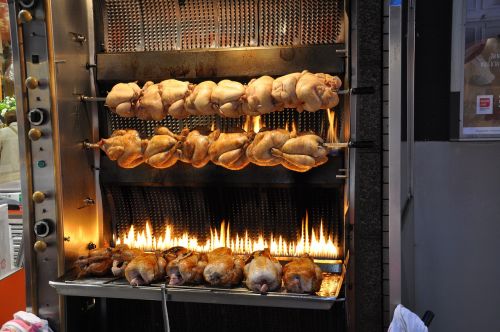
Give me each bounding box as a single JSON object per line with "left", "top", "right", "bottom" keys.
{"left": 282, "top": 254, "right": 323, "bottom": 294}
{"left": 203, "top": 247, "right": 245, "bottom": 287}
{"left": 74, "top": 247, "right": 113, "bottom": 278}
{"left": 124, "top": 253, "right": 167, "bottom": 286}
{"left": 244, "top": 248, "right": 282, "bottom": 293}
{"left": 105, "top": 71, "right": 342, "bottom": 120}
{"left": 97, "top": 126, "right": 332, "bottom": 172}
{"left": 167, "top": 251, "right": 208, "bottom": 286}
{"left": 110, "top": 244, "right": 144, "bottom": 278}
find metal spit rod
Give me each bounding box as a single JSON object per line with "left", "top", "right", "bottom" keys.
{"left": 161, "top": 284, "right": 171, "bottom": 332}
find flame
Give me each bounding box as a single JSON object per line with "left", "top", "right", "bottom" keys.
{"left": 326, "top": 108, "right": 338, "bottom": 143}
{"left": 243, "top": 116, "right": 264, "bottom": 133}
{"left": 115, "top": 213, "right": 338, "bottom": 259}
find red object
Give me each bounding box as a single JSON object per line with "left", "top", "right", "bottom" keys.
{"left": 480, "top": 98, "right": 491, "bottom": 108}
{"left": 0, "top": 269, "right": 26, "bottom": 325}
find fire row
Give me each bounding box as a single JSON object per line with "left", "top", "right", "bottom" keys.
{"left": 105, "top": 71, "right": 342, "bottom": 121}
{"left": 75, "top": 246, "right": 324, "bottom": 295}
{"left": 94, "top": 125, "right": 332, "bottom": 172}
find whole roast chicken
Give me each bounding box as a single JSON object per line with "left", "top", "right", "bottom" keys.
{"left": 167, "top": 251, "right": 208, "bottom": 286}
{"left": 296, "top": 71, "right": 341, "bottom": 112}
{"left": 105, "top": 82, "right": 141, "bottom": 118}
{"left": 110, "top": 245, "right": 144, "bottom": 278}
{"left": 271, "top": 72, "right": 302, "bottom": 109}
{"left": 242, "top": 76, "right": 279, "bottom": 116}
{"left": 185, "top": 81, "right": 218, "bottom": 116}
{"left": 282, "top": 254, "right": 323, "bottom": 294}
{"left": 211, "top": 80, "right": 246, "bottom": 118}
{"left": 180, "top": 128, "right": 218, "bottom": 168}
{"left": 163, "top": 246, "right": 190, "bottom": 263}
{"left": 136, "top": 81, "right": 164, "bottom": 121}
{"left": 99, "top": 129, "right": 145, "bottom": 168}
{"left": 143, "top": 127, "right": 186, "bottom": 169}
{"left": 244, "top": 248, "right": 282, "bottom": 293}
{"left": 75, "top": 247, "right": 113, "bottom": 278}
{"left": 271, "top": 132, "right": 328, "bottom": 172}
{"left": 208, "top": 130, "right": 252, "bottom": 170}
{"left": 125, "top": 253, "right": 167, "bottom": 286}
{"left": 246, "top": 129, "right": 290, "bottom": 166}
{"left": 203, "top": 247, "right": 245, "bottom": 287}
{"left": 159, "top": 79, "right": 193, "bottom": 119}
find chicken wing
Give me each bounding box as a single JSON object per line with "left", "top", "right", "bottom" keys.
{"left": 282, "top": 254, "right": 323, "bottom": 294}
{"left": 246, "top": 129, "right": 290, "bottom": 166}
{"left": 203, "top": 247, "right": 245, "bottom": 287}
{"left": 244, "top": 248, "right": 282, "bottom": 293}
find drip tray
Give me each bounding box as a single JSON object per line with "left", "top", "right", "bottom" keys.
{"left": 50, "top": 267, "right": 344, "bottom": 310}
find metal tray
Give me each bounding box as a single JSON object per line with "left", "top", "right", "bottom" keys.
{"left": 50, "top": 265, "right": 344, "bottom": 310}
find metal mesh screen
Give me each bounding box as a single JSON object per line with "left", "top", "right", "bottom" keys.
{"left": 102, "top": 0, "right": 344, "bottom": 52}
{"left": 105, "top": 108, "right": 339, "bottom": 140}
{"left": 104, "top": 185, "right": 343, "bottom": 257}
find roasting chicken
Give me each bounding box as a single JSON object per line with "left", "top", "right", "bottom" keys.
{"left": 242, "top": 76, "right": 279, "bottom": 116}
{"left": 159, "top": 79, "right": 193, "bottom": 119}
{"left": 167, "top": 251, "right": 208, "bottom": 286}
{"left": 75, "top": 247, "right": 113, "bottom": 278}
{"left": 185, "top": 81, "right": 218, "bottom": 116}
{"left": 296, "top": 71, "right": 341, "bottom": 112}
{"left": 208, "top": 130, "right": 251, "bottom": 170}
{"left": 110, "top": 245, "right": 144, "bottom": 278}
{"left": 211, "top": 80, "right": 246, "bottom": 118}
{"left": 271, "top": 132, "right": 328, "bottom": 172}
{"left": 203, "top": 247, "right": 245, "bottom": 287}
{"left": 124, "top": 253, "right": 167, "bottom": 286}
{"left": 163, "top": 246, "right": 190, "bottom": 263}
{"left": 244, "top": 248, "right": 282, "bottom": 293}
{"left": 246, "top": 129, "right": 290, "bottom": 166}
{"left": 136, "top": 82, "right": 164, "bottom": 121}
{"left": 99, "top": 129, "right": 145, "bottom": 168}
{"left": 180, "top": 128, "right": 218, "bottom": 168}
{"left": 143, "top": 127, "right": 186, "bottom": 169}
{"left": 271, "top": 72, "right": 302, "bottom": 109}
{"left": 105, "top": 82, "right": 141, "bottom": 118}
{"left": 282, "top": 254, "right": 323, "bottom": 294}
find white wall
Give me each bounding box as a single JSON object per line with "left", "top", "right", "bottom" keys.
{"left": 414, "top": 141, "right": 500, "bottom": 331}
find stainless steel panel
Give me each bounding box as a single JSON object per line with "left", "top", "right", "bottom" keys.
{"left": 96, "top": 45, "right": 345, "bottom": 81}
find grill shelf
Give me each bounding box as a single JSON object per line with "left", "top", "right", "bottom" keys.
{"left": 50, "top": 264, "right": 344, "bottom": 310}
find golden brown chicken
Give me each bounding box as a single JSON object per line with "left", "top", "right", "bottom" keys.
{"left": 282, "top": 254, "right": 323, "bottom": 294}
{"left": 159, "top": 79, "right": 193, "bottom": 119}
{"left": 271, "top": 72, "right": 303, "bottom": 109}
{"left": 180, "top": 128, "right": 218, "bottom": 168}
{"left": 244, "top": 248, "right": 282, "bottom": 293}
{"left": 167, "top": 251, "right": 208, "bottom": 286}
{"left": 124, "top": 253, "right": 167, "bottom": 286}
{"left": 162, "top": 246, "right": 190, "bottom": 263}
{"left": 110, "top": 245, "right": 144, "bottom": 278}
{"left": 136, "top": 82, "right": 164, "bottom": 121}
{"left": 99, "top": 130, "right": 146, "bottom": 168}
{"left": 143, "top": 127, "right": 187, "bottom": 169}
{"left": 208, "top": 130, "right": 252, "bottom": 170}
{"left": 203, "top": 247, "right": 245, "bottom": 287}
{"left": 246, "top": 129, "right": 290, "bottom": 166}
{"left": 74, "top": 247, "right": 113, "bottom": 278}
{"left": 271, "top": 132, "right": 328, "bottom": 172}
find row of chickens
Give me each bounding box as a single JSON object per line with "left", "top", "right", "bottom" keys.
{"left": 75, "top": 245, "right": 323, "bottom": 294}
{"left": 105, "top": 71, "right": 342, "bottom": 121}
{"left": 98, "top": 126, "right": 329, "bottom": 172}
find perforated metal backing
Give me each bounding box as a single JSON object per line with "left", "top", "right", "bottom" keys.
{"left": 105, "top": 108, "right": 339, "bottom": 140}
{"left": 104, "top": 185, "right": 343, "bottom": 257}
{"left": 102, "top": 0, "right": 344, "bottom": 52}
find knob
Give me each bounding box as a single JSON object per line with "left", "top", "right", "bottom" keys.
{"left": 28, "top": 128, "right": 42, "bottom": 141}
{"left": 25, "top": 76, "right": 38, "bottom": 89}
{"left": 28, "top": 108, "right": 46, "bottom": 125}
{"left": 18, "top": 0, "right": 37, "bottom": 8}
{"left": 18, "top": 10, "right": 32, "bottom": 23}
{"left": 34, "top": 219, "right": 51, "bottom": 237}
{"left": 32, "top": 191, "right": 46, "bottom": 203}
{"left": 33, "top": 240, "right": 47, "bottom": 253}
